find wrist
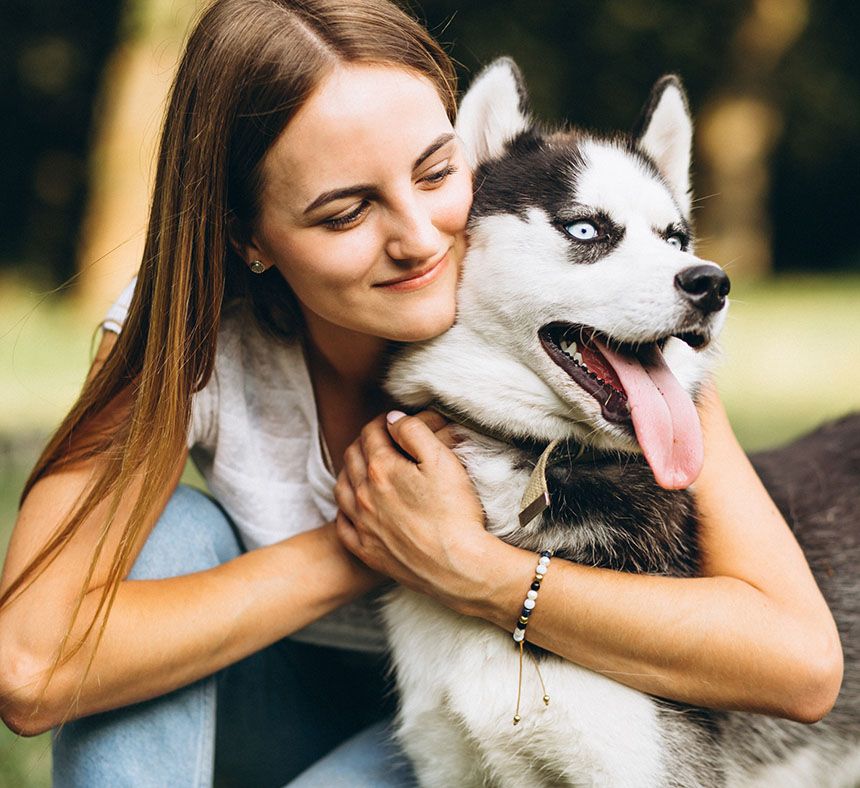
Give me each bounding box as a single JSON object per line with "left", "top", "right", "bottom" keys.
{"left": 450, "top": 532, "right": 536, "bottom": 625}
{"left": 317, "top": 521, "right": 387, "bottom": 598}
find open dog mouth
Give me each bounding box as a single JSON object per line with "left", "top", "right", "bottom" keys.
{"left": 539, "top": 324, "right": 637, "bottom": 424}
{"left": 538, "top": 322, "right": 708, "bottom": 490}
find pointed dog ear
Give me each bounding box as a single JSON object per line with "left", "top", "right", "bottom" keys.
{"left": 633, "top": 75, "right": 693, "bottom": 215}
{"left": 456, "top": 57, "right": 531, "bottom": 169}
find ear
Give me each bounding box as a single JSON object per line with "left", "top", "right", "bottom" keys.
{"left": 456, "top": 57, "right": 531, "bottom": 169}
{"left": 227, "top": 214, "right": 269, "bottom": 272}
{"left": 633, "top": 75, "right": 693, "bottom": 215}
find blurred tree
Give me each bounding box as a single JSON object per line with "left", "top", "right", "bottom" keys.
{"left": 2, "top": 0, "right": 858, "bottom": 300}
{"left": 769, "top": 0, "right": 860, "bottom": 270}
{"left": 696, "top": 0, "right": 809, "bottom": 279}
{"left": 418, "top": 0, "right": 859, "bottom": 276}
{"left": 74, "top": 0, "right": 198, "bottom": 315}
{"left": 0, "top": 0, "right": 123, "bottom": 284}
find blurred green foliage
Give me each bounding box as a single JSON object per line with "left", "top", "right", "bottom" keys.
{"left": 2, "top": 0, "right": 859, "bottom": 281}
{"left": 0, "top": 726, "right": 51, "bottom": 788}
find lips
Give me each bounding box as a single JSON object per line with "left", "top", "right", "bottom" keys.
{"left": 375, "top": 250, "right": 450, "bottom": 289}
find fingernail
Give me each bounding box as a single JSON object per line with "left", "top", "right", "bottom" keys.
{"left": 386, "top": 410, "right": 406, "bottom": 424}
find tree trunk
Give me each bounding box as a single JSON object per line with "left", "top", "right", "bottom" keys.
{"left": 75, "top": 0, "right": 201, "bottom": 319}
{"left": 695, "top": 0, "right": 809, "bottom": 280}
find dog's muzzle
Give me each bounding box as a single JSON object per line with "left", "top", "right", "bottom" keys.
{"left": 674, "top": 264, "right": 731, "bottom": 316}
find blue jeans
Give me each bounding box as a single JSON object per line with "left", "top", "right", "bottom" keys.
{"left": 51, "top": 485, "right": 415, "bottom": 787}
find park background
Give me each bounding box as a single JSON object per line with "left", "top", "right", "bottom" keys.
{"left": 1, "top": 0, "right": 859, "bottom": 784}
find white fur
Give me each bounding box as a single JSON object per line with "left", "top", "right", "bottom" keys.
{"left": 387, "top": 140, "right": 727, "bottom": 451}
{"left": 382, "top": 58, "right": 855, "bottom": 787}
{"left": 455, "top": 58, "right": 531, "bottom": 170}
{"left": 384, "top": 591, "right": 665, "bottom": 787}
{"left": 636, "top": 82, "right": 693, "bottom": 214}
{"left": 382, "top": 432, "right": 670, "bottom": 787}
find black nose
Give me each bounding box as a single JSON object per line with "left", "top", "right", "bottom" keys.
{"left": 674, "top": 265, "right": 730, "bottom": 314}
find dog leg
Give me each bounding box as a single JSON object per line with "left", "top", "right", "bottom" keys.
{"left": 398, "top": 705, "right": 489, "bottom": 788}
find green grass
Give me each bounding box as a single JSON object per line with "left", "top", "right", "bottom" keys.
{"left": 0, "top": 278, "right": 97, "bottom": 435}
{"left": 0, "top": 272, "right": 858, "bottom": 784}
{"left": 716, "top": 274, "right": 860, "bottom": 449}
{"left": 0, "top": 727, "right": 51, "bottom": 788}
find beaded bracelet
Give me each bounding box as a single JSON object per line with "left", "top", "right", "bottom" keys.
{"left": 512, "top": 550, "right": 552, "bottom": 725}
{"left": 513, "top": 550, "right": 552, "bottom": 643}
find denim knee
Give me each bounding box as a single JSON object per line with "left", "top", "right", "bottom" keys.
{"left": 128, "top": 484, "right": 242, "bottom": 581}
{"left": 52, "top": 485, "right": 236, "bottom": 788}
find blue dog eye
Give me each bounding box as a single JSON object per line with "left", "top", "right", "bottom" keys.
{"left": 565, "top": 221, "right": 598, "bottom": 240}
{"left": 666, "top": 234, "right": 685, "bottom": 250}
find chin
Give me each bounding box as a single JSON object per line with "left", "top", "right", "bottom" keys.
{"left": 390, "top": 309, "right": 456, "bottom": 343}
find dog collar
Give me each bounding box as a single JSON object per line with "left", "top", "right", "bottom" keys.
{"left": 518, "top": 438, "right": 561, "bottom": 528}
{"left": 428, "top": 401, "right": 585, "bottom": 529}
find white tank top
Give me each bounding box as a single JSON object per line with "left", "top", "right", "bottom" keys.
{"left": 103, "top": 278, "right": 386, "bottom": 653}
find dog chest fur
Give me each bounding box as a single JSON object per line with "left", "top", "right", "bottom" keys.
{"left": 382, "top": 589, "right": 666, "bottom": 788}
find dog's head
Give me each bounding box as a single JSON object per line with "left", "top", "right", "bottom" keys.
{"left": 387, "top": 59, "right": 730, "bottom": 490}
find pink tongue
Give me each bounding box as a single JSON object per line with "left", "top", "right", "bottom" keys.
{"left": 596, "top": 341, "right": 703, "bottom": 489}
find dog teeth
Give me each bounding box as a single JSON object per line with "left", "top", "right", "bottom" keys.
{"left": 559, "top": 340, "right": 580, "bottom": 361}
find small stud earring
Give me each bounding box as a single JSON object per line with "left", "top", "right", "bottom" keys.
{"left": 249, "top": 259, "right": 266, "bottom": 274}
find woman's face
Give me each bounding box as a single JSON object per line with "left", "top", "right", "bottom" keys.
{"left": 246, "top": 63, "right": 473, "bottom": 344}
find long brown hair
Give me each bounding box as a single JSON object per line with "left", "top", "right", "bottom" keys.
{"left": 4, "top": 0, "right": 456, "bottom": 702}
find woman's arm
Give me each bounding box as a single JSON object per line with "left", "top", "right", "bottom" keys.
{"left": 333, "top": 395, "right": 843, "bottom": 724}
{"left": 0, "top": 335, "right": 380, "bottom": 736}
{"left": 1, "top": 483, "right": 377, "bottom": 736}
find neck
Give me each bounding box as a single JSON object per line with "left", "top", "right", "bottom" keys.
{"left": 301, "top": 314, "right": 396, "bottom": 471}
{"left": 302, "top": 312, "right": 390, "bottom": 394}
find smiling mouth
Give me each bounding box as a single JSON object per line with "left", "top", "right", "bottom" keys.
{"left": 537, "top": 323, "right": 708, "bottom": 424}
{"left": 375, "top": 250, "right": 450, "bottom": 288}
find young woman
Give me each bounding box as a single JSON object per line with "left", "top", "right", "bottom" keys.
{"left": 0, "top": 0, "right": 842, "bottom": 785}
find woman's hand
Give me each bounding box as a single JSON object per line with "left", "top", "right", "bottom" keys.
{"left": 334, "top": 409, "right": 490, "bottom": 609}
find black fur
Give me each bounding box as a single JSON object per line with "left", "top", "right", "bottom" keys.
{"left": 470, "top": 131, "right": 629, "bottom": 265}
{"left": 387, "top": 64, "right": 859, "bottom": 784}
{"left": 544, "top": 447, "right": 700, "bottom": 576}
{"left": 506, "top": 413, "right": 860, "bottom": 780}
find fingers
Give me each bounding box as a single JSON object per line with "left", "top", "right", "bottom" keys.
{"left": 342, "top": 439, "right": 368, "bottom": 489}
{"left": 385, "top": 411, "right": 449, "bottom": 466}
{"left": 334, "top": 467, "right": 358, "bottom": 521}
{"left": 434, "top": 423, "right": 462, "bottom": 449}
{"left": 342, "top": 410, "right": 458, "bottom": 491}
{"left": 413, "top": 409, "right": 464, "bottom": 449}
{"left": 409, "top": 409, "right": 449, "bottom": 433}
{"left": 335, "top": 510, "right": 362, "bottom": 557}
{"left": 355, "top": 410, "right": 445, "bottom": 465}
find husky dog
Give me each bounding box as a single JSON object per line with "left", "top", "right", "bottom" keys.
{"left": 381, "top": 59, "right": 859, "bottom": 787}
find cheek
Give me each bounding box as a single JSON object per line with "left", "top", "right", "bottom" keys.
{"left": 277, "top": 230, "right": 378, "bottom": 298}
{"left": 436, "top": 170, "right": 473, "bottom": 233}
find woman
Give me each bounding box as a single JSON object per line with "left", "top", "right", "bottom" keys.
{"left": 0, "top": 0, "right": 842, "bottom": 785}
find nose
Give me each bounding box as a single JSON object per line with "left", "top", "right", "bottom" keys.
{"left": 384, "top": 197, "right": 441, "bottom": 263}
{"left": 674, "top": 264, "right": 731, "bottom": 315}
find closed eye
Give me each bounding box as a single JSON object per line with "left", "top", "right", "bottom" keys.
{"left": 320, "top": 159, "right": 458, "bottom": 230}
{"left": 420, "top": 164, "right": 457, "bottom": 186}
{"left": 321, "top": 200, "right": 370, "bottom": 230}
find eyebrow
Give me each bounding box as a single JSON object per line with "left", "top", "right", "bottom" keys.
{"left": 303, "top": 132, "right": 456, "bottom": 215}
{"left": 413, "top": 132, "right": 455, "bottom": 170}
